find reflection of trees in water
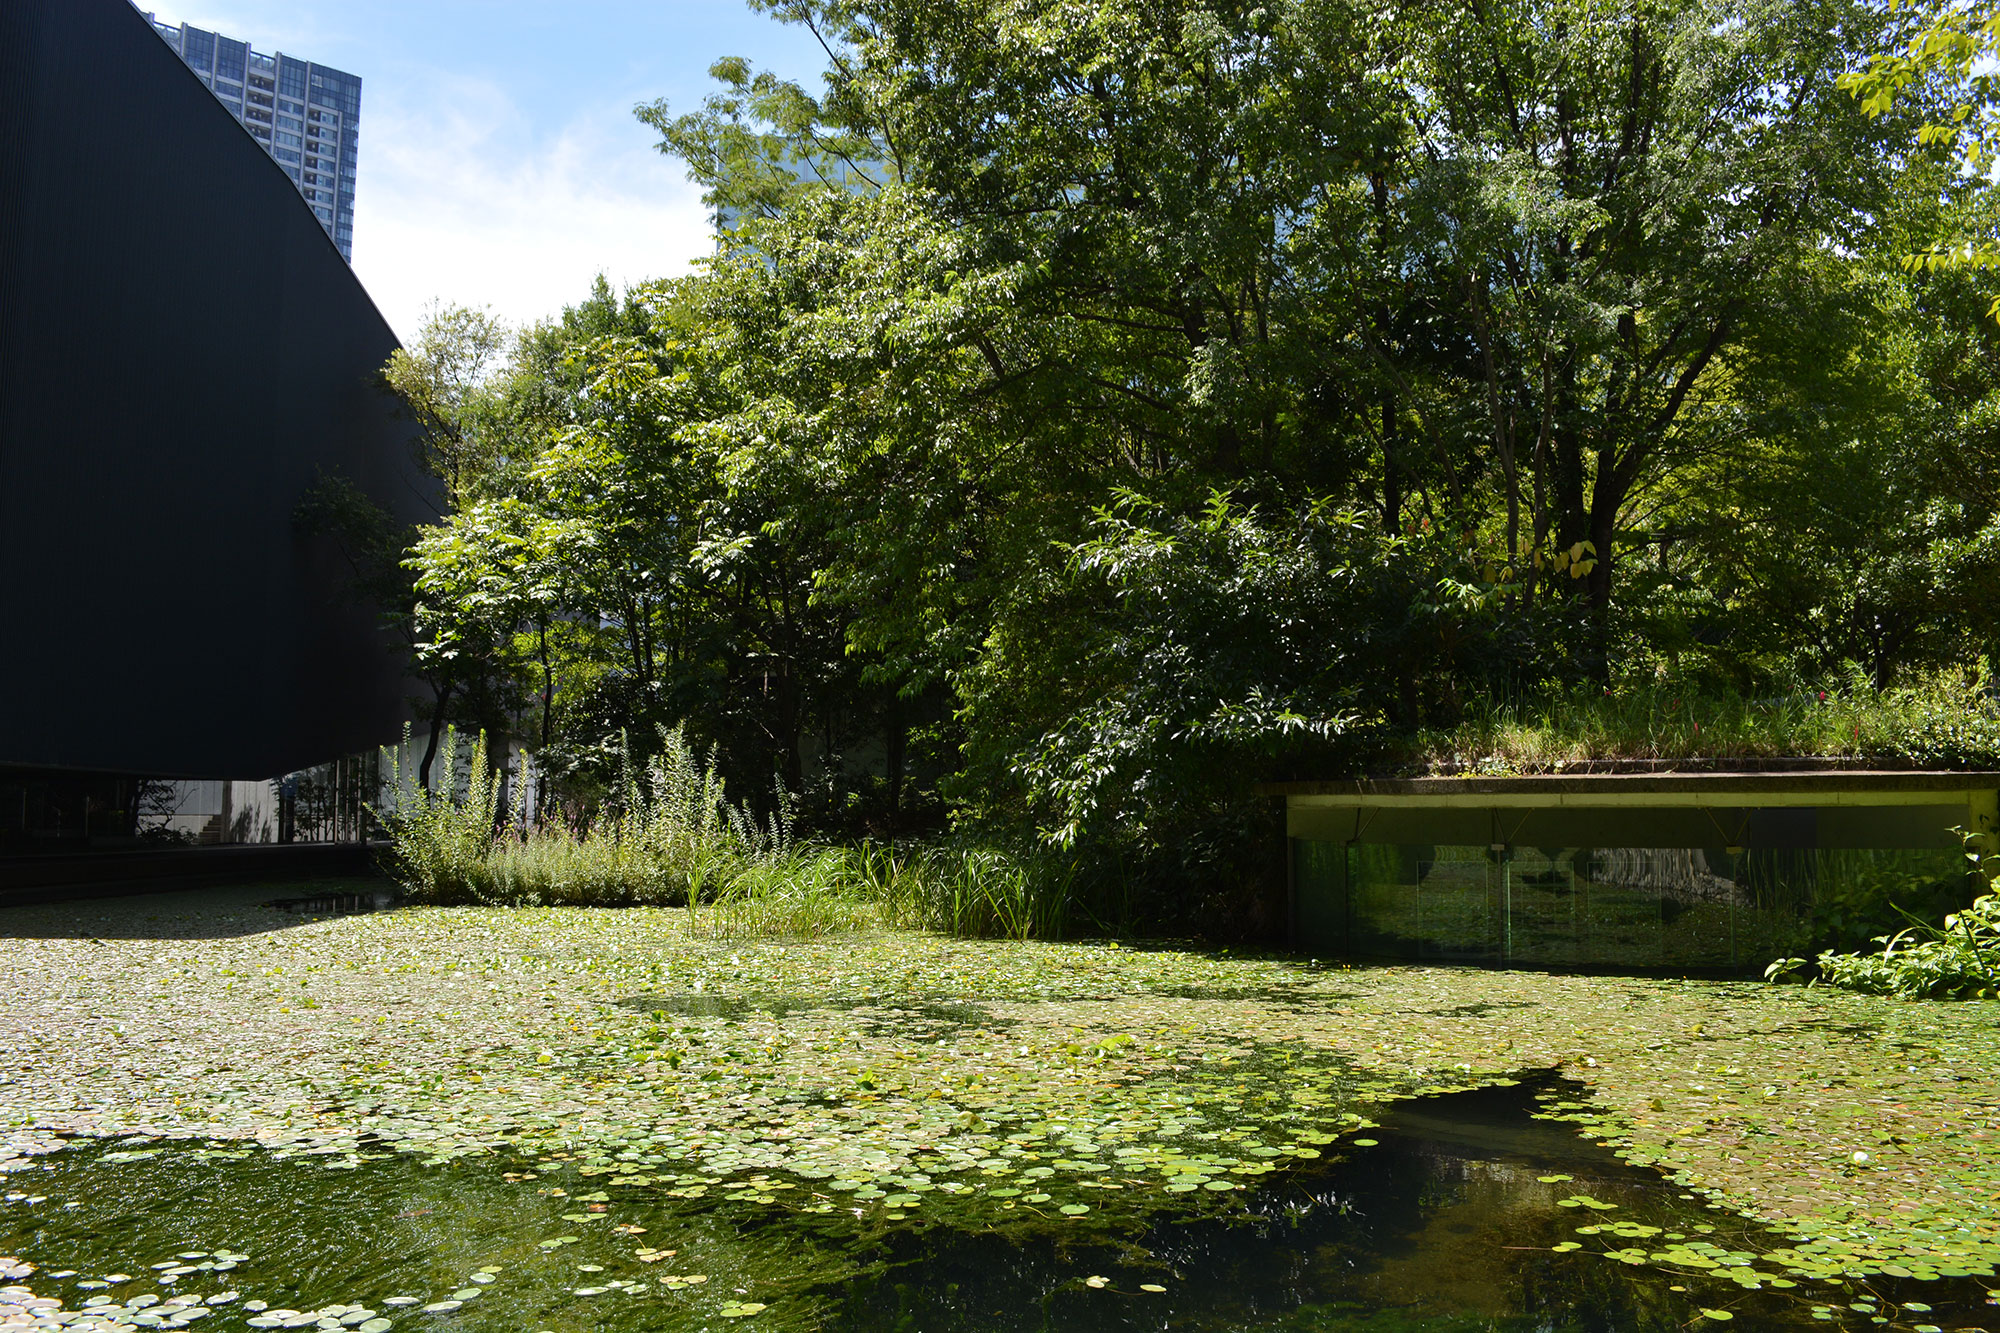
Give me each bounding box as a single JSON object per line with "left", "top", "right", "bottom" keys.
{"left": 899, "top": 1084, "right": 1707, "bottom": 1333}
{"left": 1574, "top": 848, "right": 1743, "bottom": 907}
{"left": 1341, "top": 843, "right": 1970, "bottom": 965}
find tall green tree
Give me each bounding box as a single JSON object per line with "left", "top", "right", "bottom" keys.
{"left": 633, "top": 0, "right": 1927, "bottom": 860}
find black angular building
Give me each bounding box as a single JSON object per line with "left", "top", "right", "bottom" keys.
{"left": 0, "top": 0, "right": 432, "bottom": 853}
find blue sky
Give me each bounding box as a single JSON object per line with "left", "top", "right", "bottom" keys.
{"left": 145, "top": 1, "right": 832, "bottom": 341}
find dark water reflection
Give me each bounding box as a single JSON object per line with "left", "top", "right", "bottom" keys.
{"left": 835, "top": 1081, "right": 1995, "bottom": 1332}
{"left": 4, "top": 1081, "right": 1993, "bottom": 1332}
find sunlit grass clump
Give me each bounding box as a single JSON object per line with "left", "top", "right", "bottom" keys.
{"left": 381, "top": 724, "right": 790, "bottom": 911}
{"left": 378, "top": 727, "right": 1075, "bottom": 939}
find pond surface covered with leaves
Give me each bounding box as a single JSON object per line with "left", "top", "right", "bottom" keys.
{"left": 2, "top": 883, "right": 1997, "bottom": 1331}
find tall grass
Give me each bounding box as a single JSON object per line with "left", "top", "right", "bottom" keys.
{"left": 1403, "top": 674, "right": 2000, "bottom": 773}
{"left": 687, "top": 847, "right": 878, "bottom": 940}
{"left": 378, "top": 727, "right": 1075, "bottom": 940}
{"left": 381, "top": 724, "right": 793, "bottom": 908}
{"left": 838, "top": 842, "right": 1078, "bottom": 939}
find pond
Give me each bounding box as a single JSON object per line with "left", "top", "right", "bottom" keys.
{"left": 5, "top": 1078, "right": 1994, "bottom": 1332}
{"left": 3, "top": 886, "right": 1997, "bottom": 1333}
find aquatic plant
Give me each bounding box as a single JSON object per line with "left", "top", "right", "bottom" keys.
{"left": 8, "top": 884, "right": 2000, "bottom": 1295}
{"left": 377, "top": 729, "right": 1078, "bottom": 940}
{"left": 380, "top": 725, "right": 794, "bottom": 908}
{"left": 842, "top": 842, "right": 1078, "bottom": 940}
{"left": 1774, "top": 889, "right": 2000, "bottom": 999}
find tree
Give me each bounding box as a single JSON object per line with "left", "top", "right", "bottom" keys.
{"left": 627, "top": 0, "right": 1925, "bottom": 858}
{"left": 383, "top": 302, "right": 511, "bottom": 508}
{"left": 396, "top": 0, "right": 1984, "bottom": 918}
{"left": 384, "top": 303, "right": 544, "bottom": 784}
{"left": 1842, "top": 0, "right": 2000, "bottom": 305}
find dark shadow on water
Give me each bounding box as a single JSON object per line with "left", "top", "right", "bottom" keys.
{"left": 827, "top": 1079, "right": 1999, "bottom": 1332}
{"left": 0, "top": 880, "right": 397, "bottom": 940}
{"left": 264, "top": 888, "right": 402, "bottom": 916}
{"left": 614, "top": 992, "right": 1013, "bottom": 1033}
{"left": 6, "top": 1080, "right": 1995, "bottom": 1331}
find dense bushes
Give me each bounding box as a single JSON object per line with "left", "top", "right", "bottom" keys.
{"left": 361, "top": 0, "right": 2000, "bottom": 940}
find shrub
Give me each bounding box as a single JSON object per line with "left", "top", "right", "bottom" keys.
{"left": 1769, "top": 883, "right": 2000, "bottom": 1000}
{"left": 378, "top": 726, "right": 506, "bottom": 902}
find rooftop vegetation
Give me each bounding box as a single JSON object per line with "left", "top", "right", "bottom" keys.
{"left": 1389, "top": 675, "right": 2000, "bottom": 775}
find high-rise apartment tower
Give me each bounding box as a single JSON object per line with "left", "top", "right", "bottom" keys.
{"left": 141, "top": 13, "right": 360, "bottom": 261}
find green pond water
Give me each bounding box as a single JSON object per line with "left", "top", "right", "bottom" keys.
{"left": 5, "top": 1079, "right": 1995, "bottom": 1333}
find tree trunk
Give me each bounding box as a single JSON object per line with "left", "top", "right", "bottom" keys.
{"left": 884, "top": 687, "right": 906, "bottom": 833}
{"left": 419, "top": 681, "right": 455, "bottom": 791}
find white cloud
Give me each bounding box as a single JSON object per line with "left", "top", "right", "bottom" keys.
{"left": 349, "top": 73, "right": 714, "bottom": 344}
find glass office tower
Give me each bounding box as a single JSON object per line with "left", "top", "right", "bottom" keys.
{"left": 141, "top": 13, "right": 360, "bottom": 261}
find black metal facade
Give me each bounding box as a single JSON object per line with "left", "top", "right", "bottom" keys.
{"left": 0, "top": 0, "right": 431, "bottom": 779}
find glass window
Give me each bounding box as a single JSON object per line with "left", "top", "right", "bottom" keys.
{"left": 182, "top": 27, "right": 215, "bottom": 71}
{"left": 1294, "top": 824, "right": 1972, "bottom": 972}
{"left": 215, "top": 37, "right": 247, "bottom": 83}
{"left": 275, "top": 147, "right": 301, "bottom": 163}
{"left": 275, "top": 131, "right": 301, "bottom": 148}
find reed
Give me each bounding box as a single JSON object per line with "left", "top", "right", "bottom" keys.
{"left": 378, "top": 728, "right": 1076, "bottom": 940}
